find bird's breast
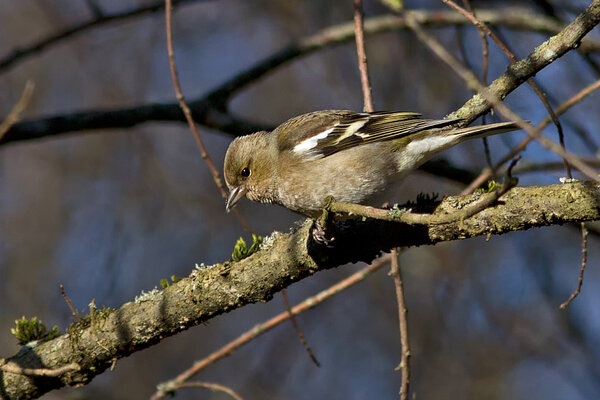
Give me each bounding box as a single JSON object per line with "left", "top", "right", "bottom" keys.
{"left": 276, "top": 144, "right": 395, "bottom": 216}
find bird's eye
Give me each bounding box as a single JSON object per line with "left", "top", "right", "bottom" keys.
{"left": 241, "top": 167, "right": 250, "bottom": 177}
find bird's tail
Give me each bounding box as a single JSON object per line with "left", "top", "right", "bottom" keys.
{"left": 395, "top": 120, "right": 523, "bottom": 177}
{"left": 452, "top": 121, "right": 523, "bottom": 140}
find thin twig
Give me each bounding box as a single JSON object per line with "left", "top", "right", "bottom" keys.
{"left": 0, "top": 362, "right": 79, "bottom": 378}
{"left": 60, "top": 284, "right": 82, "bottom": 321}
{"left": 560, "top": 223, "right": 589, "bottom": 309}
{"left": 5, "top": 6, "right": 600, "bottom": 76}
{"left": 3, "top": 182, "right": 600, "bottom": 398}
{"left": 404, "top": 12, "right": 600, "bottom": 183}
{"left": 167, "top": 0, "right": 312, "bottom": 383}
{"left": 150, "top": 256, "right": 390, "bottom": 400}
{"left": 510, "top": 159, "right": 600, "bottom": 175}
{"left": 166, "top": 0, "right": 315, "bottom": 379}
{"left": 545, "top": 11, "right": 587, "bottom": 309}
{"left": 5, "top": 8, "right": 600, "bottom": 145}
{"left": 355, "top": 4, "right": 408, "bottom": 396}
{"left": 0, "top": 81, "right": 34, "bottom": 139}
{"left": 165, "top": 0, "right": 224, "bottom": 196}
{"left": 0, "top": 0, "right": 202, "bottom": 72}
{"left": 281, "top": 290, "right": 320, "bottom": 366}
{"left": 328, "top": 168, "right": 517, "bottom": 225}
{"left": 553, "top": 20, "right": 586, "bottom": 309}
{"left": 462, "top": 78, "right": 600, "bottom": 194}
{"left": 442, "top": 2, "right": 565, "bottom": 126}
{"left": 160, "top": 381, "right": 244, "bottom": 400}
{"left": 442, "top": 0, "right": 571, "bottom": 177}
{"left": 164, "top": 0, "right": 251, "bottom": 232}
{"left": 442, "top": 1, "right": 512, "bottom": 57}
{"left": 353, "top": 0, "right": 375, "bottom": 112}
{"left": 459, "top": 0, "right": 494, "bottom": 177}
{"left": 389, "top": 250, "right": 410, "bottom": 400}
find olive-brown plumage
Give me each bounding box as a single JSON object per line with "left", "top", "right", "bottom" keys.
{"left": 224, "top": 110, "right": 519, "bottom": 218}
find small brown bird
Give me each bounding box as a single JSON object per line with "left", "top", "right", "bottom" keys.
{"left": 224, "top": 110, "right": 519, "bottom": 218}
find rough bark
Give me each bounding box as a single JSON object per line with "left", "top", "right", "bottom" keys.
{"left": 1, "top": 181, "right": 599, "bottom": 399}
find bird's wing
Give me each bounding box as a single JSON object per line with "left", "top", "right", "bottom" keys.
{"left": 279, "top": 111, "right": 462, "bottom": 159}
{"left": 276, "top": 110, "right": 353, "bottom": 152}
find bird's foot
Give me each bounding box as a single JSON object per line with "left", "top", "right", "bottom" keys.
{"left": 311, "top": 196, "right": 337, "bottom": 247}
{"left": 311, "top": 218, "right": 336, "bottom": 248}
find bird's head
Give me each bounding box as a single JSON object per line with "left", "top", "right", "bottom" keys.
{"left": 223, "top": 131, "right": 278, "bottom": 211}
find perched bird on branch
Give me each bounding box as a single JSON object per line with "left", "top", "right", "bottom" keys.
{"left": 224, "top": 110, "right": 519, "bottom": 218}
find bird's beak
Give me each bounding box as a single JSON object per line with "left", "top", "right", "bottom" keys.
{"left": 226, "top": 186, "right": 247, "bottom": 212}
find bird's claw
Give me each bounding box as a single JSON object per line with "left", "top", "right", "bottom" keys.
{"left": 311, "top": 218, "right": 336, "bottom": 248}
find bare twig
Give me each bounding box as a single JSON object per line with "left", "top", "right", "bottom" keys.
{"left": 560, "top": 223, "right": 589, "bottom": 309}
{"left": 510, "top": 159, "right": 600, "bottom": 175}
{"left": 404, "top": 9, "right": 600, "bottom": 182}
{"left": 389, "top": 250, "right": 410, "bottom": 400}
{"left": 446, "top": 2, "right": 600, "bottom": 127}
{"left": 159, "top": 381, "right": 244, "bottom": 400}
{"left": 165, "top": 0, "right": 224, "bottom": 197}
{"left": 4, "top": 182, "right": 600, "bottom": 398}
{"left": 6, "top": 5, "right": 600, "bottom": 75}
{"left": 60, "top": 284, "right": 82, "bottom": 321}
{"left": 281, "top": 290, "right": 320, "bottom": 366}
{"left": 5, "top": 8, "right": 600, "bottom": 145}
{"left": 354, "top": 6, "right": 409, "bottom": 399}
{"left": 327, "top": 169, "right": 517, "bottom": 225}
{"left": 354, "top": 0, "right": 375, "bottom": 112}
{"left": 0, "top": 81, "right": 34, "bottom": 140}
{"left": 0, "top": 362, "right": 79, "bottom": 378}
{"left": 462, "top": 78, "right": 600, "bottom": 194}
{"left": 460, "top": 0, "right": 488, "bottom": 87}
{"left": 442, "top": 1, "right": 513, "bottom": 59}
{"left": 150, "top": 256, "right": 390, "bottom": 400}
{"left": 0, "top": 0, "right": 203, "bottom": 72}
{"left": 164, "top": 0, "right": 251, "bottom": 232}
{"left": 166, "top": 0, "right": 315, "bottom": 384}
{"left": 459, "top": 0, "right": 493, "bottom": 177}
{"left": 442, "top": 0, "right": 570, "bottom": 176}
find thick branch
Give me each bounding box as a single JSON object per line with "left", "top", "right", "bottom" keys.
{"left": 0, "top": 103, "right": 268, "bottom": 145}
{"left": 0, "top": 0, "right": 204, "bottom": 73}
{"left": 448, "top": 0, "right": 600, "bottom": 122}
{"left": 2, "top": 8, "right": 599, "bottom": 145}
{"left": 2, "top": 182, "right": 600, "bottom": 399}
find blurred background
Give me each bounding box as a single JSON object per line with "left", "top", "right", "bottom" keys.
{"left": 1, "top": 0, "right": 600, "bottom": 399}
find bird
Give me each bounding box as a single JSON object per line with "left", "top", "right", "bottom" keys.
{"left": 223, "top": 110, "right": 520, "bottom": 219}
